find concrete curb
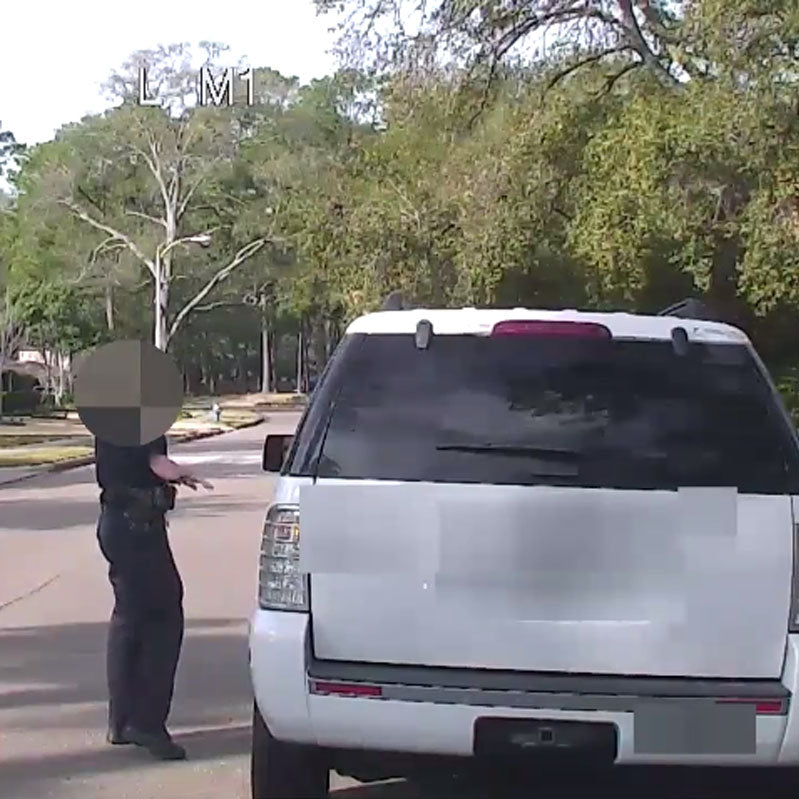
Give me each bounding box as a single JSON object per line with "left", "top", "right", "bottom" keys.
{"left": 0, "top": 416, "right": 266, "bottom": 488}
{"left": 233, "top": 403, "right": 307, "bottom": 411}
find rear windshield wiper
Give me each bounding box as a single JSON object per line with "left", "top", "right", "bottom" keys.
{"left": 435, "top": 444, "right": 581, "bottom": 459}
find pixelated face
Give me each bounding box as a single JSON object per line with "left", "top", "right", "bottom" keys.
{"left": 74, "top": 339, "right": 184, "bottom": 446}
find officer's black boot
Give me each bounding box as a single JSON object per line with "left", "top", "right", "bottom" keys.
{"left": 106, "top": 707, "right": 132, "bottom": 745}
{"left": 123, "top": 726, "right": 186, "bottom": 760}
{"left": 106, "top": 723, "right": 132, "bottom": 745}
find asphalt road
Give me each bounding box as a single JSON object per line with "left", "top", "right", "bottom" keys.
{"left": 0, "top": 416, "right": 772, "bottom": 799}
{"left": 0, "top": 413, "right": 396, "bottom": 799}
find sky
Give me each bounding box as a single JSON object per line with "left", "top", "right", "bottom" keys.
{"left": 0, "top": 0, "right": 341, "bottom": 147}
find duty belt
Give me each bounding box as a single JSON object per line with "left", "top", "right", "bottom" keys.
{"left": 101, "top": 484, "right": 176, "bottom": 514}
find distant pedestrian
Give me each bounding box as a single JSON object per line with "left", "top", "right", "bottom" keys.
{"left": 95, "top": 434, "right": 213, "bottom": 760}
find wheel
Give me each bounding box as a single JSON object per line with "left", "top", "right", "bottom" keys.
{"left": 251, "top": 702, "right": 330, "bottom": 799}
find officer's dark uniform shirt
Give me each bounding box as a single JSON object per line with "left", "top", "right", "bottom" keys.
{"left": 95, "top": 435, "right": 168, "bottom": 491}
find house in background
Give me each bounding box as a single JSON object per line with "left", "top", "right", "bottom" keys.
{"left": 14, "top": 348, "right": 72, "bottom": 372}
{"left": 0, "top": 358, "right": 45, "bottom": 398}
{"left": 1, "top": 348, "right": 72, "bottom": 403}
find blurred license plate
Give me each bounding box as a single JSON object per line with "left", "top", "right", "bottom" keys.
{"left": 474, "top": 718, "right": 618, "bottom": 764}
{"left": 634, "top": 701, "right": 756, "bottom": 755}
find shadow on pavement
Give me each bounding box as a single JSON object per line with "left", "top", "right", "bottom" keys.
{"left": 0, "top": 618, "right": 249, "bottom": 722}
{"left": 0, "top": 498, "right": 103, "bottom": 530}
{"left": 0, "top": 723, "right": 252, "bottom": 786}
{"left": 0, "top": 613, "right": 422, "bottom": 799}
{"left": 0, "top": 617, "right": 263, "bottom": 794}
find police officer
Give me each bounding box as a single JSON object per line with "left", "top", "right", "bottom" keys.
{"left": 95, "top": 433, "right": 212, "bottom": 760}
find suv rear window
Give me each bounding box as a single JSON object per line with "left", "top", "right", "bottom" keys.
{"left": 299, "top": 333, "right": 799, "bottom": 494}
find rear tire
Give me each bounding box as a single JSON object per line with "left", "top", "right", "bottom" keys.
{"left": 251, "top": 702, "right": 329, "bottom": 799}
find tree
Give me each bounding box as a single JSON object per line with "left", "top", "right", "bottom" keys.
{"left": 0, "top": 120, "right": 23, "bottom": 180}
{"left": 6, "top": 55, "right": 375, "bottom": 395}
{"left": 316, "top": 0, "right": 687, "bottom": 92}
{"left": 14, "top": 44, "right": 281, "bottom": 351}
{"left": 6, "top": 18, "right": 799, "bottom": 405}
{"left": 563, "top": 5, "right": 799, "bottom": 323}
{"left": 13, "top": 278, "right": 99, "bottom": 403}
{"left": 314, "top": 0, "right": 799, "bottom": 332}
{"left": 239, "top": 70, "right": 377, "bottom": 384}
{"left": 281, "top": 63, "right": 611, "bottom": 312}
{"left": 0, "top": 209, "right": 27, "bottom": 419}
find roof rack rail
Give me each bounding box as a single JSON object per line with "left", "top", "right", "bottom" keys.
{"left": 381, "top": 290, "right": 414, "bottom": 311}
{"left": 658, "top": 298, "right": 717, "bottom": 321}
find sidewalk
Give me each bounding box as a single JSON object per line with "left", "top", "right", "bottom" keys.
{"left": 0, "top": 416, "right": 266, "bottom": 487}
{"left": 184, "top": 392, "right": 306, "bottom": 411}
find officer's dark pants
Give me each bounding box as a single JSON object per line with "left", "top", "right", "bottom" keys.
{"left": 97, "top": 505, "right": 184, "bottom": 734}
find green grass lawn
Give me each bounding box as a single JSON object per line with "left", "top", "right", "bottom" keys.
{"left": 219, "top": 410, "right": 260, "bottom": 424}
{"left": 0, "top": 414, "right": 261, "bottom": 468}
{"left": 0, "top": 446, "right": 93, "bottom": 467}
{"left": 0, "top": 435, "right": 67, "bottom": 449}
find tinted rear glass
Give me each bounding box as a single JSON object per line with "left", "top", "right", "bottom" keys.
{"left": 310, "top": 334, "right": 799, "bottom": 493}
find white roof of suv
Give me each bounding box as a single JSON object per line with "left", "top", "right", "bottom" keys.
{"left": 346, "top": 308, "right": 750, "bottom": 344}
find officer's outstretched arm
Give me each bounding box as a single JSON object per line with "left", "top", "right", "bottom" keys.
{"left": 149, "top": 454, "right": 213, "bottom": 489}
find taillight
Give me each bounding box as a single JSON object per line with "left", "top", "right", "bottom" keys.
{"left": 491, "top": 320, "right": 611, "bottom": 338}
{"left": 258, "top": 504, "right": 308, "bottom": 612}
{"left": 716, "top": 698, "right": 786, "bottom": 715}
{"left": 310, "top": 680, "right": 383, "bottom": 698}
{"left": 791, "top": 523, "right": 799, "bottom": 633}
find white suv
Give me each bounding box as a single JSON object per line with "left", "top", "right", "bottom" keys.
{"left": 249, "top": 304, "right": 799, "bottom": 798}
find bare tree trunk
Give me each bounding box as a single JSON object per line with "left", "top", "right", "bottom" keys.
{"left": 296, "top": 323, "right": 304, "bottom": 393}
{"left": 105, "top": 283, "right": 115, "bottom": 331}
{"left": 269, "top": 330, "right": 276, "bottom": 392}
{"left": 303, "top": 322, "right": 311, "bottom": 392}
{"left": 158, "top": 210, "right": 176, "bottom": 351}
{"left": 39, "top": 347, "right": 53, "bottom": 405}
{"left": 322, "top": 318, "right": 332, "bottom": 364}
{"left": 154, "top": 266, "right": 170, "bottom": 350}
{"left": 310, "top": 317, "right": 326, "bottom": 377}
{"left": 65, "top": 352, "right": 76, "bottom": 396}
{"left": 200, "top": 353, "right": 209, "bottom": 393}
{"left": 237, "top": 353, "right": 248, "bottom": 393}
{"left": 261, "top": 314, "right": 272, "bottom": 394}
{"left": 328, "top": 315, "right": 342, "bottom": 358}
{"left": 55, "top": 353, "right": 66, "bottom": 405}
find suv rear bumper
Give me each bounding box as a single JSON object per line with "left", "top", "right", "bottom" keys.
{"left": 250, "top": 610, "right": 799, "bottom": 766}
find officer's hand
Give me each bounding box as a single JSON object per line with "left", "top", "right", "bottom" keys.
{"left": 180, "top": 475, "right": 214, "bottom": 491}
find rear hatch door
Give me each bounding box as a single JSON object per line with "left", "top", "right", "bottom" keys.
{"left": 301, "top": 326, "right": 799, "bottom": 678}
